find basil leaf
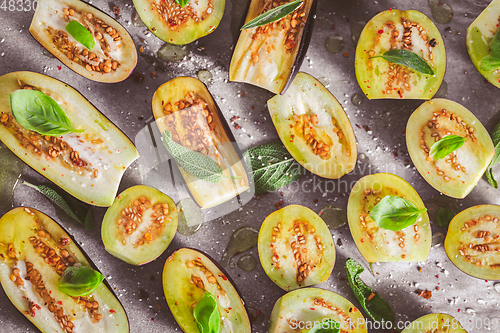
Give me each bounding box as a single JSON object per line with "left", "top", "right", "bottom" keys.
{"left": 10, "top": 89, "right": 83, "bottom": 136}
{"left": 58, "top": 266, "right": 104, "bottom": 297}
{"left": 484, "top": 120, "right": 500, "bottom": 188}
{"left": 436, "top": 207, "right": 454, "bottom": 227}
{"left": 193, "top": 292, "right": 221, "bottom": 333}
{"left": 429, "top": 135, "right": 466, "bottom": 160}
{"left": 308, "top": 319, "right": 340, "bottom": 333}
{"left": 243, "top": 141, "right": 304, "bottom": 195}
{"left": 174, "top": 0, "right": 189, "bottom": 8}
{"left": 22, "top": 181, "right": 95, "bottom": 230}
{"left": 241, "top": 0, "right": 303, "bottom": 30}
{"left": 369, "top": 196, "right": 427, "bottom": 231}
{"left": 480, "top": 27, "right": 500, "bottom": 71}
{"left": 346, "top": 258, "right": 395, "bottom": 324}
{"left": 371, "top": 49, "right": 435, "bottom": 75}
{"left": 162, "top": 130, "right": 223, "bottom": 183}
{"left": 486, "top": 167, "right": 498, "bottom": 189}
{"left": 66, "top": 20, "right": 95, "bottom": 51}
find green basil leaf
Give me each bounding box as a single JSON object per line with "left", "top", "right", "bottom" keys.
{"left": 308, "top": 319, "right": 340, "bottom": 333}
{"left": 174, "top": 0, "right": 189, "bottom": 8}
{"left": 436, "top": 207, "right": 454, "bottom": 227}
{"left": 480, "top": 27, "right": 500, "bottom": 71}
{"left": 241, "top": 0, "right": 303, "bottom": 30}
{"left": 429, "top": 135, "right": 466, "bottom": 160}
{"left": 486, "top": 167, "right": 498, "bottom": 189}
{"left": 66, "top": 20, "right": 95, "bottom": 51}
{"left": 346, "top": 258, "right": 395, "bottom": 324}
{"left": 193, "top": 292, "right": 221, "bottom": 333}
{"left": 369, "top": 196, "right": 427, "bottom": 231}
{"left": 242, "top": 141, "right": 304, "bottom": 195}
{"left": 58, "top": 266, "right": 104, "bottom": 297}
{"left": 10, "top": 89, "right": 84, "bottom": 136}
{"left": 484, "top": 119, "right": 500, "bottom": 188}
{"left": 371, "top": 49, "right": 435, "bottom": 75}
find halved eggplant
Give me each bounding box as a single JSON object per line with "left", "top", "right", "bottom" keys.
{"left": 267, "top": 72, "right": 357, "bottom": 179}
{"left": 101, "top": 185, "right": 178, "bottom": 265}
{"left": 30, "top": 0, "right": 137, "bottom": 83}
{"left": 229, "top": 0, "right": 317, "bottom": 94}
{"left": 0, "top": 207, "right": 129, "bottom": 332}
{"left": 163, "top": 248, "right": 251, "bottom": 333}
{"left": 133, "top": 0, "right": 225, "bottom": 45}
{"left": 0, "top": 72, "right": 139, "bottom": 207}
{"left": 152, "top": 77, "right": 249, "bottom": 209}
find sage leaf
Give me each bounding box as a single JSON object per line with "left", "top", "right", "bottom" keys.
{"left": 58, "top": 266, "right": 104, "bottom": 297}
{"left": 436, "top": 207, "right": 454, "bottom": 227}
{"left": 429, "top": 135, "right": 466, "bottom": 160}
{"left": 346, "top": 258, "right": 395, "bottom": 324}
{"left": 193, "top": 292, "right": 221, "bottom": 333}
{"left": 369, "top": 196, "right": 427, "bottom": 231}
{"left": 480, "top": 27, "right": 500, "bottom": 71}
{"left": 371, "top": 49, "right": 435, "bottom": 75}
{"left": 308, "top": 319, "right": 340, "bottom": 333}
{"left": 241, "top": 0, "right": 303, "bottom": 30}
{"left": 66, "top": 20, "right": 95, "bottom": 51}
{"left": 242, "top": 141, "right": 304, "bottom": 195}
{"left": 22, "top": 181, "right": 95, "bottom": 230}
{"left": 174, "top": 0, "right": 189, "bottom": 8}
{"left": 484, "top": 120, "right": 500, "bottom": 188}
{"left": 162, "top": 130, "right": 223, "bottom": 183}
{"left": 10, "top": 89, "right": 83, "bottom": 136}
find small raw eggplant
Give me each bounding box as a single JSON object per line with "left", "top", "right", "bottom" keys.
{"left": 102, "top": 185, "right": 178, "bottom": 265}
{"left": 0, "top": 72, "right": 139, "bottom": 207}
{"left": 163, "top": 248, "right": 251, "bottom": 333}
{"left": 152, "top": 77, "right": 249, "bottom": 209}
{"left": 30, "top": 0, "right": 137, "bottom": 83}
{"left": 229, "top": 0, "right": 316, "bottom": 94}
{"left": 133, "top": 0, "right": 225, "bottom": 45}
{"left": 267, "top": 72, "right": 357, "bottom": 179}
{"left": 0, "top": 207, "right": 129, "bottom": 332}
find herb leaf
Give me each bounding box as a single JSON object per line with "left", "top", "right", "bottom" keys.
{"left": 369, "top": 196, "right": 427, "bottom": 231}
{"left": 486, "top": 167, "right": 498, "bottom": 189}
{"left": 436, "top": 207, "right": 454, "bottom": 227}
{"left": 371, "top": 49, "right": 435, "bottom": 75}
{"left": 162, "top": 130, "right": 223, "bottom": 183}
{"left": 308, "top": 319, "right": 340, "bottom": 333}
{"left": 10, "top": 89, "right": 83, "bottom": 136}
{"left": 58, "top": 266, "right": 104, "bottom": 297}
{"left": 66, "top": 20, "right": 95, "bottom": 51}
{"left": 174, "top": 0, "right": 189, "bottom": 8}
{"left": 485, "top": 120, "right": 500, "bottom": 188}
{"left": 193, "top": 292, "right": 221, "bottom": 333}
{"left": 480, "top": 27, "right": 500, "bottom": 71}
{"left": 429, "top": 135, "right": 466, "bottom": 160}
{"left": 243, "top": 142, "right": 304, "bottom": 195}
{"left": 241, "top": 0, "right": 303, "bottom": 30}
{"left": 346, "top": 258, "right": 395, "bottom": 324}
{"left": 22, "top": 181, "right": 95, "bottom": 230}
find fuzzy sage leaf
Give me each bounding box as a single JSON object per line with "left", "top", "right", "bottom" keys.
{"left": 429, "top": 135, "right": 466, "bottom": 160}
{"left": 243, "top": 141, "right": 304, "bottom": 194}
{"left": 308, "top": 319, "right": 340, "bottom": 333}
{"left": 369, "top": 196, "right": 427, "bottom": 231}
{"left": 241, "top": 0, "right": 303, "bottom": 30}
{"left": 66, "top": 20, "right": 95, "bottom": 51}
{"left": 193, "top": 292, "right": 221, "bottom": 333}
{"left": 10, "top": 89, "right": 83, "bottom": 136}
{"left": 480, "top": 27, "right": 500, "bottom": 71}
{"left": 346, "top": 258, "right": 395, "bottom": 324}
{"left": 484, "top": 120, "right": 500, "bottom": 188}
{"left": 58, "top": 266, "right": 104, "bottom": 297}
{"left": 371, "top": 49, "right": 435, "bottom": 75}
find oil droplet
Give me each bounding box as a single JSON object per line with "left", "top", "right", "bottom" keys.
{"left": 237, "top": 254, "right": 257, "bottom": 271}
{"left": 494, "top": 282, "right": 500, "bottom": 293}
{"left": 0, "top": 143, "right": 24, "bottom": 215}
{"left": 317, "top": 77, "right": 330, "bottom": 88}
{"left": 176, "top": 198, "right": 203, "bottom": 236}
{"left": 351, "top": 21, "right": 366, "bottom": 46}
{"left": 247, "top": 307, "right": 265, "bottom": 324}
{"left": 324, "top": 34, "right": 345, "bottom": 53}
{"left": 351, "top": 94, "right": 364, "bottom": 106}
{"left": 158, "top": 44, "right": 191, "bottom": 63}
{"left": 432, "top": 232, "right": 444, "bottom": 247}
{"left": 219, "top": 227, "right": 259, "bottom": 267}
{"left": 197, "top": 70, "right": 213, "bottom": 84}
{"left": 319, "top": 205, "right": 348, "bottom": 229}
{"left": 434, "top": 80, "right": 448, "bottom": 98}
{"left": 429, "top": 0, "right": 453, "bottom": 25}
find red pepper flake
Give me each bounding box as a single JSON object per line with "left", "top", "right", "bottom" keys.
{"left": 435, "top": 274, "right": 439, "bottom": 278}
{"left": 57, "top": 301, "right": 63, "bottom": 305}
{"left": 310, "top": 307, "right": 315, "bottom": 310}
{"left": 218, "top": 274, "right": 228, "bottom": 281}
{"left": 360, "top": 238, "right": 364, "bottom": 243}
{"left": 367, "top": 292, "right": 375, "bottom": 301}
{"left": 151, "top": 318, "right": 155, "bottom": 322}
{"left": 110, "top": 309, "right": 116, "bottom": 313}
{"left": 228, "top": 307, "right": 232, "bottom": 310}
{"left": 57, "top": 66, "right": 62, "bottom": 70}
{"left": 378, "top": 29, "right": 384, "bottom": 34}
{"left": 458, "top": 309, "right": 461, "bottom": 312}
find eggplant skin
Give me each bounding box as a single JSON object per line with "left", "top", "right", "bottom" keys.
{"left": 0, "top": 72, "right": 139, "bottom": 207}
{"left": 30, "top": 0, "right": 137, "bottom": 83}
{"left": 229, "top": 0, "right": 317, "bottom": 94}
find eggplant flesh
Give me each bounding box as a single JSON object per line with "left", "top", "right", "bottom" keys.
{"left": 229, "top": 0, "right": 316, "bottom": 94}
